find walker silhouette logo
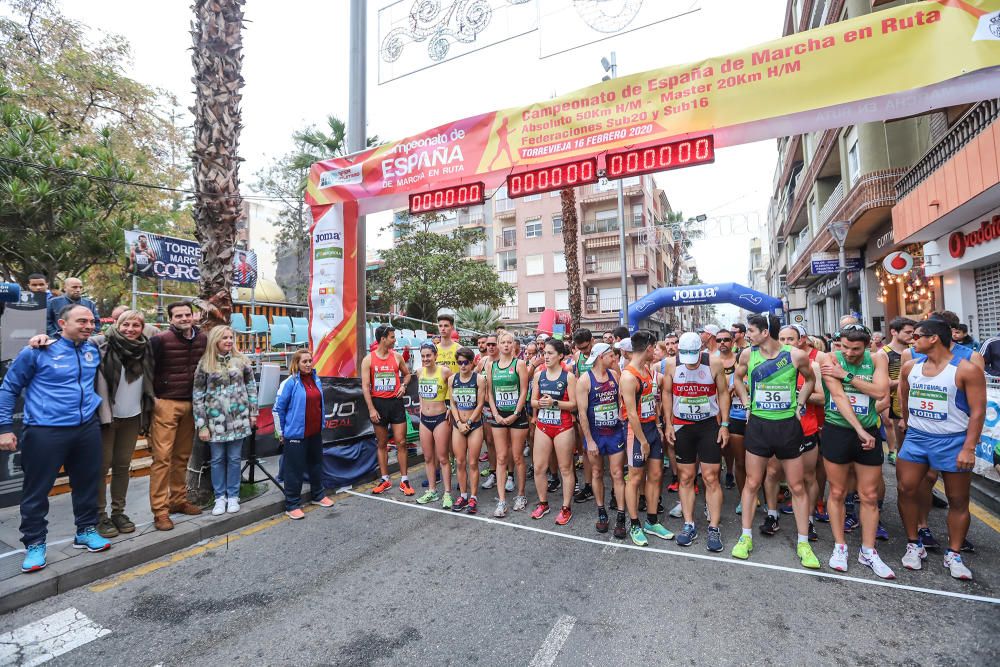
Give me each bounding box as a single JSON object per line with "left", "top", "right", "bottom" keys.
{"left": 672, "top": 287, "right": 717, "bottom": 302}
{"left": 635, "top": 299, "right": 657, "bottom": 313}
{"left": 315, "top": 247, "right": 344, "bottom": 260}
{"left": 973, "top": 11, "right": 1000, "bottom": 40}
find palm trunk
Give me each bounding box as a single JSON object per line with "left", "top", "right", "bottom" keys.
{"left": 560, "top": 188, "right": 582, "bottom": 330}
{"left": 188, "top": 0, "right": 246, "bottom": 503}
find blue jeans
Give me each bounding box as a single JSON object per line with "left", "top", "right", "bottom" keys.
{"left": 210, "top": 440, "right": 243, "bottom": 499}
{"left": 282, "top": 433, "right": 325, "bottom": 510}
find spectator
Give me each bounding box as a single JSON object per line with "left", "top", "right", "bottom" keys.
{"left": 0, "top": 304, "right": 110, "bottom": 574}
{"left": 109, "top": 305, "right": 159, "bottom": 338}
{"left": 193, "top": 325, "right": 258, "bottom": 516}
{"left": 26, "top": 273, "right": 52, "bottom": 302}
{"left": 951, "top": 323, "right": 978, "bottom": 351}
{"left": 981, "top": 335, "right": 1000, "bottom": 377}
{"left": 46, "top": 277, "right": 100, "bottom": 337}
{"left": 93, "top": 310, "right": 156, "bottom": 538}
{"left": 870, "top": 331, "right": 886, "bottom": 352}
{"left": 274, "top": 349, "right": 332, "bottom": 520}
{"left": 148, "top": 301, "right": 208, "bottom": 530}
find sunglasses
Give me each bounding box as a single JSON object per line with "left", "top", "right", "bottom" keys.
{"left": 716, "top": 337, "right": 733, "bottom": 343}
{"left": 911, "top": 332, "right": 935, "bottom": 340}
{"left": 458, "top": 359, "right": 473, "bottom": 365}
{"left": 842, "top": 323, "right": 871, "bottom": 334}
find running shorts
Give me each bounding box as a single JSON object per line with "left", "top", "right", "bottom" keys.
{"left": 819, "top": 422, "right": 883, "bottom": 466}
{"left": 627, "top": 421, "right": 664, "bottom": 468}
{"left": 372, "top": 396, "right": 407, "bottom": 426}
{"left": 419, "top": 412, "right": 448, "bottom": 431}
{"left": 899, "top": 427, "right": 967, "bottom": 473}
{"left": 536, "top": 420, "right": 574, "bottom": 440}
{"left": 728, "top": 418, "right": 746, "bottom": 437}
{"left": 801, "top": 432, "right": 819, "bottom": 453}
{"left": 744, "top": 415, "right": 804, "bottom": 461}
{"left": 489, "top": 410, "right": 529, "bottom": 430}
{"left": 590, "top": 429, "right": 626, "bottom": 456}
{"left": 674, "top": 419, "right": 721, "bottom": 465}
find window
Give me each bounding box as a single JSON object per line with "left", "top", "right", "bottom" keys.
{"left": 635, "top": 283, "right": 648, "bottom": 299}
{"left": 525, "top": 218, "right": 542, "bottom": 238}
{"left": 598, "top": 287, "right": 621, "bottom": 313}
{"left": 550, "top": 189, "right": 561, "bottom": 197}
{"left": 552, "top": 215, "right": 563, "bottom": 235}
{"left": 631, "top": 203, "right": 643, "bottom": 228}
{"left": 555, "top": 289, "right": 569, "bottom": 311}
{"left": 498, "top": 250, "right": 516, "bottom": 272}
{"left": 525, "top": 254, "right": 544, "bottom": 276}
{"left": 467, "top": 240, "right": 485, "bottom": 257}
{"left": 553, "top": 251, "right": 566, "bottom": 273}
{"left": 846, "top": 127, "right": 860, "bottom": 186}
{"left": 527, "top": 291, "right": 546, "bottom": 313}
{"left": 501, "top": 226, "right": 516, "bottom": 247}
{"left": 587, "top": 209, "right": 619, "bottom": 234}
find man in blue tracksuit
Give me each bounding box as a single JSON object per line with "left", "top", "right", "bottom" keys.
{"left": 0, "top": 303, "right": 111, "bottom": 573}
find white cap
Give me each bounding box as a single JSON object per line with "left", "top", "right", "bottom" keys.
{"left": 699, "top": 324, "right": 720, "bottom": 336}
{"left": 614, "top": 338, "right": 633, "bottom": 353}
{"left": 585, "top": 342, "right": 612, "bottom": 366}
{"left": 678, "top": 332, "right": 703, "bottom": 365}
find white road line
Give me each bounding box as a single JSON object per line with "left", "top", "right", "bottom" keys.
{"left": 529, "top": 615, "right": 576, "bottom": 667}
{"left": 0, "top": 607, "right": 110, "bottom": 666}
{"left": 346, "top": 490, "right": 1000, "bottom": 606}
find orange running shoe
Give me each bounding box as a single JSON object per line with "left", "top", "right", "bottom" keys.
{"left": 372, "top": 479, "right": 392, "bottom": 494}
{"left": 555, "top": 506, "right": 572, "bottom": 526}
{"left": 400, "top": 480, "right": 415, "bottom": 496}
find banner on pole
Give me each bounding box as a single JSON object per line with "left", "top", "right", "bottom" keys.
{"left": 976, "top": 380, "right": 1000, "bottom": 482}
{"left": 309, "top": 0, "right": 1000, "bottom": 214}
{"left": 124, "top": 230, "right": 258, "bottom": 288}
{"left": 310, "top": 203, "right": 360, "bottom": 377}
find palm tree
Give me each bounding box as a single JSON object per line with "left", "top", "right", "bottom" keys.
{"left": 456, "top": 305, "right": 501, "bottom": 339}
{"left": 289, "top": 115, "right": 380, "bottom": 177}
{"left": 560, "top": 188, "right": 582, "bottom": 330}
{"left": 191, "top": 0, "right": 245, "bottom": 330}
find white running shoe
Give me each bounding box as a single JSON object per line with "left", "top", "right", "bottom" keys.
{"left": 901, "top": 542, "right": 926, "bottom": 570}
{"left": 858, "top": 548, "right": 895, "bottom": 579}
{"left": 669, "top": 501, "right": 683, "bottom": 518}
{"left": 512, "top": 495, "right": 528, "bottom": 512}
{"left": 226, "top": 497, "right": 240, "bottom": 513}
{"left": 212, "top": 498, "right": 226, "bottom": 516}
{"left": 482, "top": 473, "right": 497, "bottom": 489}
{"left": 943, "top": 551, "right": 973, "bottom": 580}
{"left": 829, "top": 544, "right": 848, "bottom": 572}
{"left": 493, "top": 499, "right": 508, "bottom": 518}
{"left": 505, "top": 475, "right": 515, "bottom": 492}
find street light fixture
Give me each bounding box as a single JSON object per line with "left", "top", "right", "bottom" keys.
{"left": 601, "top": 52, "right": 629, "bottom": 327}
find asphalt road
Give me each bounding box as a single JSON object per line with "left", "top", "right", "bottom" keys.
{"left": 2, "top": 462, "right": 999, "bottom": 666}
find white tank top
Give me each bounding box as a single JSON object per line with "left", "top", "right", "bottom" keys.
{"left": 671, "top": 362, "right": 719, "bottom": 425}
{"left": 906, "top": 358, "right": 970, "bottom": 435}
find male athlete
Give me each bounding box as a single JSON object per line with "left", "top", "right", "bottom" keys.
{"left": 880, "top": 317, "right": 916, "bottom": 465}
{"left": 436, "top": 314, "right": 460, "bottom": 373}
{"left": 362, "top": 326, "right": 414, "bottom": 495}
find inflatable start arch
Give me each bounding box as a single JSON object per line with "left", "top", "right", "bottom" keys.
{"left": 628, "top": 282, "right": 782, "bottom": 332}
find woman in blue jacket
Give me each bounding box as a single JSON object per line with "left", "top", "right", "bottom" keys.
{"left": 274, "top": 349, "right": 333, "bottom": 519}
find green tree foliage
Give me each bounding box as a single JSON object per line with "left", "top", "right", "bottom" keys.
{"left": 369, "top": 216, "right": 515, "bottom": 323}
{"left": 455, "top": 304, "right": 501, "bottom": 339}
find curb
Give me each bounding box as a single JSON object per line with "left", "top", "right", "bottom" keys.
{"left": 0, "top": 454, "right": 422, "bottom": 616}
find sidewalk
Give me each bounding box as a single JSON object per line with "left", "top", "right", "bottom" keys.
{"left": 0, "top": 450, "right": 411, "bottom": 615}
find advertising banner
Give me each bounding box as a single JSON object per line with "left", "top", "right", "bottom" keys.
{"left": 976, "top": 380, "right": 1000, "bottom": 482}
{"left": 124, "top": 230, "right": 258, "bottom": 288}
{"left": 321, "top": 377, "right": 374, "bottom": 445}
{"left": 310, "top": 203, "right": 360, "bottom": 378}
{"left": 810, "top": 251, "right": 864, "bottom": 275}
{"left": 308, "top": 0, "right": 1000, "bottom": 213}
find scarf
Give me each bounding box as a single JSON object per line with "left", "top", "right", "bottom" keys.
{"left": 102, "top": 327, "right": 154, "bottom": 398}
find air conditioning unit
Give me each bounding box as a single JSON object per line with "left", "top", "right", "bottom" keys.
{"left": 584, "top": 223, "right": 597, "bottom": 234}
{"left": 586, "top": 287, "right": 598, "bottom": 296}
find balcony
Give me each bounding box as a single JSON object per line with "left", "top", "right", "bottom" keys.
{"left": 498, "top": 270, "right": 517, "bottom": 284}
{"left": 779, "top": 127, "right": 839, "bottom": 239}
{"left": 817, "top": 180, "right": 845, "bottom": 228}
{"left": 496, "top": 234, "right": 516, "bottom": 249}
{"left": 583, "top": 254, "right": 649, "bottom": 278}
{"left": 581, "top": 214, "right": 644, "bottom": 235}
{"left": 498, "top": 305, "right": 518, "bottom": 320}
{"left": 577, "top": 179, "right": 643, "bottom": 203}
{"left": 494, "top": 198, "right": 516, "bottom": 217}
{"left": 585, "top": 296, "right": 622, "bottom": 314}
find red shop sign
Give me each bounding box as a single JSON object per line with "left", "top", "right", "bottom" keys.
{"left": 949, "top": 214, "right": 1000, "bottom": 259}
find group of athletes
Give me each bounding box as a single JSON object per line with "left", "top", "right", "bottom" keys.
{"left": 360, "top": 311, "right": 986, "bottom": 581}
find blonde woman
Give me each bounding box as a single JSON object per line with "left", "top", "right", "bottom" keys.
{"left": 486, "top": 331, "right": 530, "bottom": 517}
{"left": 193, "top": 326, "right": 258, "bottom": 515}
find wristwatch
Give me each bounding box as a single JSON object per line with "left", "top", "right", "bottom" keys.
{"left": 843, "top": 372, "right": 856, "bottom": 384}
{"left": 720, "top": 421, "right": 730, "bottom": 428}
{"left": 798, "top": 404, "right": 808, "bottom": 416}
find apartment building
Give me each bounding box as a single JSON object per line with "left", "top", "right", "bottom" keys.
{"left": 747, "top": 237, "right": 769, "bottom": 295}
{"left": 766, "top": 0, "right": 947, "bottom": 336}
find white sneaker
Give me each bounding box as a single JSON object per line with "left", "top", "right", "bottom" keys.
{"left": 493, "top": 499, "right": 508, "bottom": 518}
{"left": 212, "top": 498, "right": 226, "bottom": 516}
{"left": 523, "top": 445, "right": 530, "bottom": 457}
{"left": 482, "top": 473, "right": 497, "bottom": 489}
{"left": 901, "top": 542, "right": 926, "bottom": 570}
{"left": 943, "top": 551, "right": 973, "bottom": 580}
{"left": 505, "top": 475, "right": 515, "bottom": 492}
{"left": 829, "top": 544, "right": 848, "bottom": 572}
{"left": 669, "top": 501, "right": 683, "bottom": 518}
{"left": 859, "top": 548, "right": 895, "bottom": 579}
{"left": 226, "top": 497, "right": 240, "bottom": 514}
{"left": 512, "top": 495, "right": 528, "bottom": 512}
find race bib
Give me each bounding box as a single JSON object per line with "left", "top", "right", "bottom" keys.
{"left": 537, "top": 408, "right": 561, "bottom": 425}
{"left": 495, "top": 390, "right": 518, "bottom": 410}
{"left": 452, "top": 387, "right": 476, "bottom": 410}
{"left": 828, "top": 386, "right": 869, "bottom": 416}
{"left": 418, "top": 379, "right": 438, "bottom": 400}
{"left": 754, "top": 383, "right": 791, "bottom": 411}
{"left": 908, "top": 387, "right": 948, "bottom": 421}
{"left": 374, "top": 372, "right": 397, "bottom": 393}
{"left": 594, "top": 403, "right": 619, "bottom": 428}
{"left": 677, "top": 395, "right": 710, "bottom": 421}
{"left": 640, "top": 393, "right": 656, "bottom": 420}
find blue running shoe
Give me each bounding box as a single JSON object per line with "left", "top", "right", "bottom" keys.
{"left": 843, "top": 514, "right": 859, "bottom": 533}
{"left": 706, "top": 526, "right": 723, "bottom": 552}
{"left": 779, "top": 503, "right": 794, "bottom": 515}
{"left": 876, "top": 523, "right": 889, "bottom": 541}
{"left": 73, "top": 526, "right": 111, "bottom": 552}
{"left": 21, "top": 543, "right": 46, "bottom": 573}
{"left": 676, "top": 522, "right": 698, "bottom": 547}
{"left": 917, "top": 527, "right": 939, "bottom": 550}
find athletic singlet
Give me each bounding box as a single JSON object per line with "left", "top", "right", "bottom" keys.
{"left": 796, "top": 368, "right": 819, "bottom": 436}
{"left": 451, "top": 372, "right": 479, "bottom": 412}
{"left": 418, "top": 366, "right": 447, "bottom": 404}
{"left": 882, "top": 344, "right": 904, "bottom": 415}
{"left": 436, "top": 343, "right": 460, "bottom": 373}
{"left": 723, "top": 361, "right": 748, "bottom": 421}
{"left": 671, "top": 361, "right": 719, "bottom": 425}
{"left": 536, "top": 369, "right": 574, "bottom": 428}
{"left": 624, "top": 365, "right": 657, "bottom": 423}
{"left": 586, "top": 370, "right": 622, "bottom": 435}
{"left": 576, "top": 352, "right": 594, "bottom": 376}
{"left": 747, "top": 345, "right": 799, "bottom": 421}
{"left": 907, "top": 355, "right": 970, "bottom": 435}
{"left": 491, "top": 359, "right": 521, "bottom": 413}
{"left": 370, "top": 350, "right": 401, "bottom": 399}
{"left": 823, "top": 350, "right": 878, "bottom": 429}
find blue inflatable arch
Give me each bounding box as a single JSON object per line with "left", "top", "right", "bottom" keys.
{"left": 628, "top": 282, "right": 783, "bottom": 332}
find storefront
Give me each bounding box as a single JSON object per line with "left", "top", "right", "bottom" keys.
{"left": 865, "top": 220, "right": 940, "bottom": 332}
{"left": 806, "top": 271, "right": 860, "bottom": 336}
{"left": 923, "top": 206, "right": 1000, "bottom": 340}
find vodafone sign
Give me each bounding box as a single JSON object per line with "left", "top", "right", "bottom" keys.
{"left": 949, "top": 214, "right": 1000, "bottom": 259}
{"left": 883, "top": 251, "right": 914, "bottom": 274}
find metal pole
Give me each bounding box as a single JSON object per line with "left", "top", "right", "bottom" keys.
{"left": 838, "top": 241, "right": 848, "bottom": 317}
{"left": 250, "top": 285, "right": 258, "bottom": 356}
{"left": 156, "top": 278, "right": 164, "bottom": 323}
{"left": 131, "top": 224, "right": 138, "bottom": 311}
{"left": 608, "top": 52, "right": 629, "bottom": 328}
{"left": 349, "top": 0, "right": 367, "bottom": 370}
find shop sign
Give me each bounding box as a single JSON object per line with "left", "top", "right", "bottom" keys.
{"left": 883, "top": 250, "right": 914, "bottom": 274}
{"left": 866, "top": 223, "right": 896, "bottom": 261}
{"left": 949, "top": 214, "right": 1000, "bottom": 258}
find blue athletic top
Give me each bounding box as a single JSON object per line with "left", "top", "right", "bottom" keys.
{"left": 451, "top": 372, "right": 479, "bottom": 412}
{"left": 587, "top": 370, "right": 623, "bottom": 435}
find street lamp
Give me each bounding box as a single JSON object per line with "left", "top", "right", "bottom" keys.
{"left": 602, "top": 52, "right": 630, "bottom": 327}
{"left": 829, "top": 220, "right": 851, "bottom": 317}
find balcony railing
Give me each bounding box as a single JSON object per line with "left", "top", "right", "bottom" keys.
{"left": 498, "top": 270, "right": 517, "bottom": 284}
{"left": 494, "top": 197, "right": 515, "bottom": 213}
{"left": 817, "top": 180, "right": 844, "bottom": 228}
{"left": 581, "top": 214, "right": 644, "bottom": 235}
{"left": 498, "top": 305, "right": 518, "bottom": 319}
{"left": 896, "top": 99, "right": 1000, "bottom": 199}
{"left": 496, "top": 234, "right": 516, "bottom": 249}
{"left": 583, "top": 254, "right": 648, "bottom": 275}
{"left": 585, "top": 296, "right": 622, "bottom": 313}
